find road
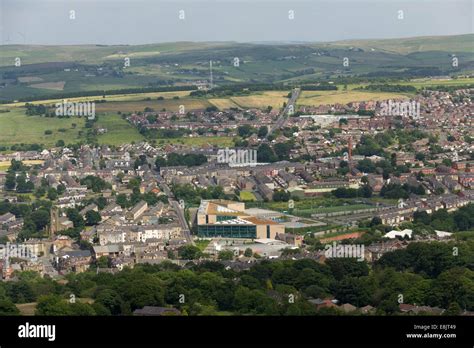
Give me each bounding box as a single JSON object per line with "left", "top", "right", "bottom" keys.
{"left": 267, "top": 87, "right": 300, "bottom": 137}
{"left": 156, "top": 173, "right": 194, "bottom": 245}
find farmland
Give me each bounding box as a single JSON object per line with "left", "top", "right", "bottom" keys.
{"left": 228, "top": 91, "right": 290, "bottom": 109}
{"left": 2, "top": 90, "right": 194, "bottom": 107}
{"left": 207, "top": 91, "right": 291, "bottom": 110}
{"left": 0, "top": 160, "right": 44, "bottom": 171}
{"left": 297, "top": 90, "right": 410, "bottom": 107}
{"left": 95, "top": 98, "right": 212, "bottom": 113}
{"left": 1, "top": 34, "right": 472, "bottom": 102}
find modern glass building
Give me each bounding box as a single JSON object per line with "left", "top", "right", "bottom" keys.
{"left": 197, "top": 224, "right": 257, "bottom": 238}
{"left": 196, "top": 200, "right": 284, "bottom": 239}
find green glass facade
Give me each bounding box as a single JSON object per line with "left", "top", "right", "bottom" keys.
{"left": 197, "top": 224, "right": 256, "bottom": 238}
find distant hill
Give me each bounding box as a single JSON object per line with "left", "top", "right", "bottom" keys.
{"left": 0, "top": 34, "right": 473, "bottom": 101}
{"left": 1, "top": 34, "right": 472, "bottom": 66}
{"left": 324, "top": 34, "right": 474, "bottom": 54}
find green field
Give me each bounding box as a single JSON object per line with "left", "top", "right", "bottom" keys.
{"left": 229, "top": 91, "right": 289, "bottom": 109}
{"left": 298, "top": 90, "right": 411, "bottom": 107}
{"left": 0, "top": 108, "right": 86, "bottom": 147}
{"left": 397, "top": 77, "right": 474, "bottom": 89}
{"left": 95, "top": 114, "right": 145, "bottom": 145}
{"left": 155, "top": 136, "right": 234, "bottom": 147}
{"left": 292, "top": 204, "right": 373, "bottom": 217}
{"left": 0, "top": 108, "right": 237, "bottom": 148}
{"left": 3, "top": 90, "right": 194, "bottom": 107}
{"left": 246, "top": 198, "right": 374, "bottom": 217}
{"left": 194, "top": 239, "right": 211, "bottom": 252}
{"left": 240, "top": 191, "right": 257, "bottom": 201}
{"left": 96, "top": 98, "right": 212, "bottom": 113}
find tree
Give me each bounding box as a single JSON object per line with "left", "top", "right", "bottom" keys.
{"left": 119, "top": 275, "right": 165, "bottom": 311}
{"left": 380, "top": 183, "right": 409, "bottom": 199}
{"left": 257, "top": 126, "right": 268, "bottom": 138}
{"left": 339, "top": 118, "right": 348, "bottom": 126}
{"left": 273, "top": 190, "right": 291, "bottom": 202}
{"left": 0, "top": 299, "right": 20, "bottom": 315}
{"left": 96, "top": 196, "right": 108, "bottom": 210}
{"left": 415, "top": 152, "right": 425, "bottom": 161}
{"left": 15, "top": 175, "right": 34, "bottom": 193}
{"left": 116, "top": 194, "right": 129, "bottom": 208}
{"left": 430, "top": 267, "right": 474, "bottom": 309}
{"left": 444, "top": 302, "right": 462, "bottom": 315}
{"left": 85, "top": 211, "right": 102, "bottom": 226}
{"left": 10, "top": 159, "right": 26, "bottom": 172}
{"left": 80, "top": 176, "right": 110, "bottom": 193}
{"left": 47, "top": 188, "right": 58, "bottom": 201}
{"left": 95, "top": 256, "right": 109, "bottom": 268}
{"left": 66, "top": 208, "right": 84, "bottom": 229}
{"left": 35, "top": 295, "right": 71, "bottom": 316}
{"left": 69, "top": 302, "right": 96, "bottom": 316}
{"left": 237, "top": 125, "right": 254, "bottom": 138}
{"left": 257, "top": 144, "right": 277, "bottom": 163}
{"left": 29, "top": 209, "right": 50, "bottom": 231}
{"left": 178, "top": 245, "right": 202, "bottom": 260}
{"left": 326, "top": 259, "right": 369, "bottom": 281}
{"left": 4, "top": 173, "right": 16, "bottom": 190}
{"left": 357, "top": 159, "right": 376, "bottom": 173}
{"left": 218, "top": 250, "right": 234, "bottom": 261}
{"left": 95, "top": 289, "right": 123, "bottom": 315}
{"left": 370, "top": 216, "right": 382, "bottom": 226}
{"left": 359, "top": 185, "right": 373, "bottom": 198}
{"left": 7, "top": 281, "right": 36, "bottom": 303}
{"left": 274, "top": 142, "right": 293, "bottom": 161}
{"left": 333, "top": 277, "right": 372, "bottom": 307}
{"left": 244, "top": 248, "right": 253, "bottom": 257}
{"left": 57, "top": 184, "right": 66, "bottom": 195}
{"left": 34, "top": 186, "right": 46, "bottom": 199}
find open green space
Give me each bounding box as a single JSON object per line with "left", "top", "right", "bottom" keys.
{"left": 0, "top": 108, "right": 86, "bottom": 147}
{"left": 239, "top": 191, "right": 257, "bottom": 201}
{"left": 95, "top": 114, "right": 145, "bottom": 145}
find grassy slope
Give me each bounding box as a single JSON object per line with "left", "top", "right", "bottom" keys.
{"left": 2, "top": 35, "right": 472, "bottom": 67}
{"left": 0, "top": 42, "right": 234, "bottom": 66}
{"left": 1, "top": 35, "right": 472, "bottom": 101}
{"left": 327, "top": 34, "right": 474, "bottom": 54}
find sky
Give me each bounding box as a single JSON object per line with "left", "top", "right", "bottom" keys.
{"left": 1, "top": 0, "right": 473, "bottom": 45}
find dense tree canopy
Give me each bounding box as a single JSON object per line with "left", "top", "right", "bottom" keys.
{"left": 0, "top": 239, "right": 472, "bottom": 316}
